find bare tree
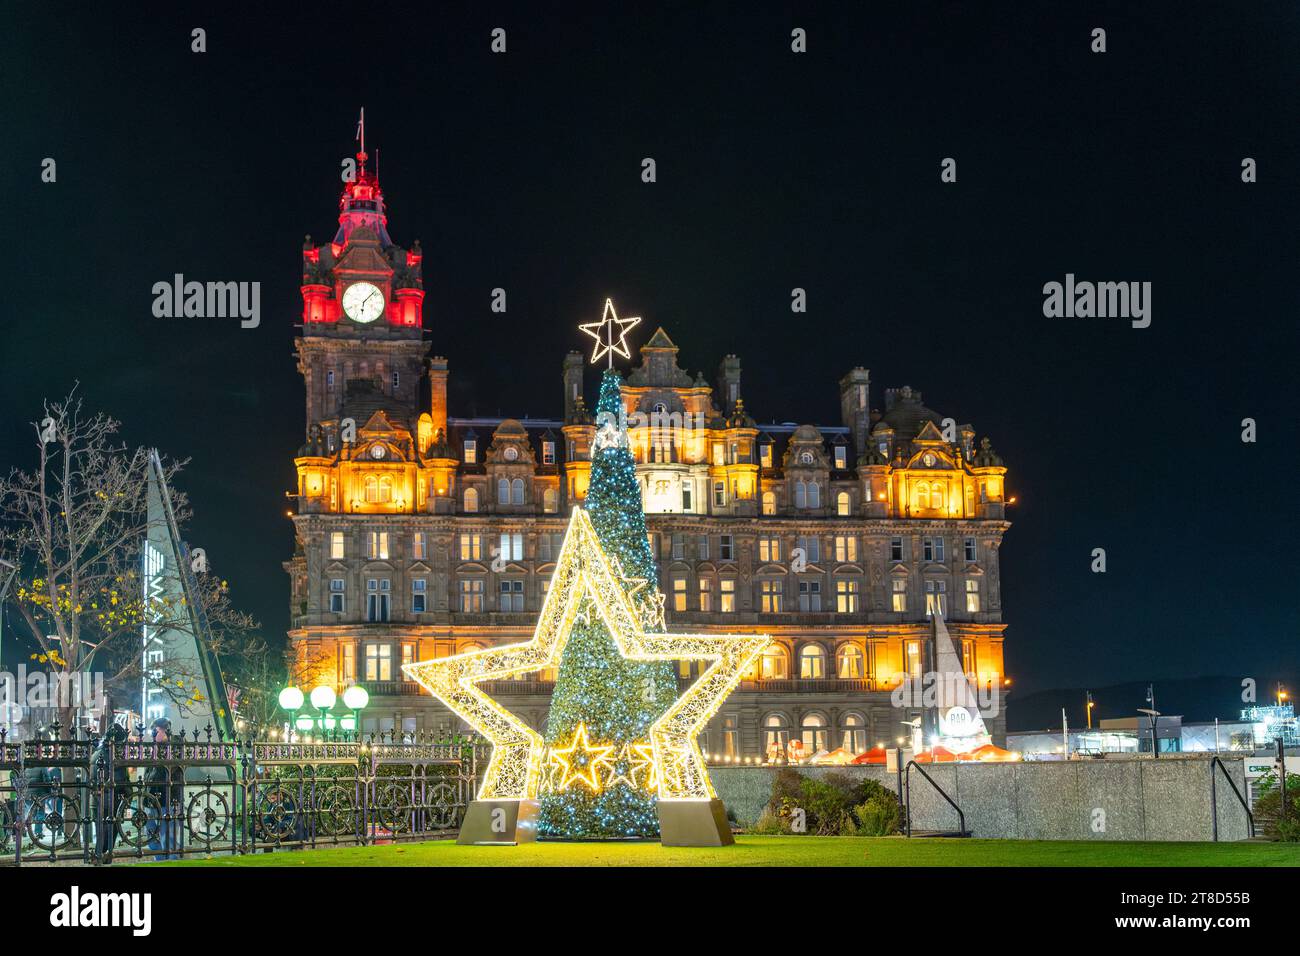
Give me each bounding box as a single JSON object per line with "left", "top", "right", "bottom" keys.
{"left": 0, "top": 389, "right": 256, "bottom": 730}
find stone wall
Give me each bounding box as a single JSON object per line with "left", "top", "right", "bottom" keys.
{"left": 711, "top": 756, "right": 1253, "bottom": 841}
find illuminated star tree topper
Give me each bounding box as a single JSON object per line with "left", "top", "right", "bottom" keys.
{"left": 578, "top": 297, "right": 641, "bottom": 368}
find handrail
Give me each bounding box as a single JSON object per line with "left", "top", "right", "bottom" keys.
{"left": 904, "top": 759, "right": 968, "bottom": 837}
{"left": 1209, "top": 756, "right": 1255, "bottom": 840}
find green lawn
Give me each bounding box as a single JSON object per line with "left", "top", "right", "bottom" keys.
{"left": 160, "top": 835, "right": 1300, "bottom": 868}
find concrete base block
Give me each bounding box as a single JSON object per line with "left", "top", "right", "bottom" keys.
{"left": 457, "top": 798, "right": 540, "bottom": 845}
{"left": 658, "top": 798, "right": 734, "bottom": 847}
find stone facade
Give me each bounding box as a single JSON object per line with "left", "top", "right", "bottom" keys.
{"left": 285, "top": 149, "right": 1013, "bottom": 757}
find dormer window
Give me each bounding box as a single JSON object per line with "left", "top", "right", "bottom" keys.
{"left": 760, "top": 443, "right": 773, "bottom": 468}
{"left": 834, "top": 446, "right": 848, "bottom": 470}
{"left": 542, "top": 441, "right": 555, "bottom": 465}
{"left": 464, "top": 439, "right": 477, "bottom": 464}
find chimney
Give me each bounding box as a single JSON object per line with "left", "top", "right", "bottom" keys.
{"left": 717, "top": 354, "right": 742, "bottom": 412}
{"left": 428, "top": 356, "right": 449, "bottom": 437}
{"left": 563, "top": 351, "right": 585, "bottom": 423}
{"left": 839, "top": 367, "right": 871, "bottom": 462}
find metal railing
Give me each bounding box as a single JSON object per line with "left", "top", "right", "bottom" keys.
{"left": 1209, "top": 755, "right": 1255, "bottom": 841}
{"left": 903, "top": 759, "right": 969, "bottom": 837}
{"left": 0, "top": 725, "right": 488, "bottom": 866}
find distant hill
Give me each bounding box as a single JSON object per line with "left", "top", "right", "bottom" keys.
{"left": 1006, "top": 675, "right": 1296, "bottom": 732}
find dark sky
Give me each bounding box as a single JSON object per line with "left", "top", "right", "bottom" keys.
{"left": 5, "top": 2, "right": 1298, "bottom": 701}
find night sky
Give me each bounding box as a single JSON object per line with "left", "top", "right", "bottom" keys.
{"left": 5, "top": 2, "right": 1298, "bottom": 721}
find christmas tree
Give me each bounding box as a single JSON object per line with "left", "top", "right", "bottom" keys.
{"left": 537, "top": 369, "right": 679, "bottom": 838}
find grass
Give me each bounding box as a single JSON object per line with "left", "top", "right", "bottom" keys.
{"left": 159, "top": 835, "right": 1300, "bottom": 868}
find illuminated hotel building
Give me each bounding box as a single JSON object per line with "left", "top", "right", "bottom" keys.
{"left": 285, "top": 147, "right": 1013, "bottom": 756}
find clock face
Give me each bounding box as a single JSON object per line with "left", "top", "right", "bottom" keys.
{"left": 799, "top": 451, "right": 814, "bottom": 465}
{"left": 370, "top": 444, "right": 386, "bottom": 460}
{"left": 342, "top": 281, "right": 385, "bottom": 324}
{"left": 923, "top": 453, "right": 936, "bottom": 467}
{"left": 503, "top": 446, "right": 519, "bottom": 462}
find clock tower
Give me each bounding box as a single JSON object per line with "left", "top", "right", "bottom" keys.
{"left": 295, "top": 136, "right": 427, "bottom": 445}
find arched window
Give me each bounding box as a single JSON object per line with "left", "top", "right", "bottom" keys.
{"left": 799, "top": 643, "right": 827, "bottom": 679}
{"left": 378, "top": 476, "right": 393, "bottom": 503}
{"left": 913, "top": 482, "right": 930, "bottom": 511}
{"left": 363, "top": 475, "right": 379, "bottom": 503}
{"left": 931, "top": 484, "right": 945, "bottom": 511}
{"left": 511, "top": 478, "right": 525, "bottom": 505}
{"left": 542, "top": 487, "right": 558, "bottom": 513}
{"left": 497, "top": 478, "right": 510, "bottom": 505}
{"left": 762, "top": 491, "right": 777, "bottom": 516}
{"left": 760, "top": 645, "right": 788, "bottom": 680}
{"left": 807, "top": 481, "right": 820, "bottom": 509}
{"left": 763, "top": 713, "right": 790, "bottom": 761}
{"left": 840, "top": 713, "right": 868, "bottom": 754}
{"left": 463, "top": 487, "right": 479, "bottom": 513}
{"left": 800, "top": 712, "right": 829, "bottom": 754}
{"left": 836, "top": 491, "right": 851, "bottom": 516}
{"left": 837, "top": 644, "right": 865, "bottom": 679}
{"left": 793, "top": 480, "right": 806, "bottom": 509}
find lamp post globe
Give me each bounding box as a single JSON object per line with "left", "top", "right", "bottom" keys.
{"left": 310, "top": 686, "right": 337, "bottom": 711}
{"left": 342, "top": 685, "right": 369, "bottom": 711}
{"left": 278, "top": 686, "right": 304, "bottom": 712}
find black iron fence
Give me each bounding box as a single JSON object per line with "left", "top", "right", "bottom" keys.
{"left": 0, "top": 726, "right": 487, "bottom": 865}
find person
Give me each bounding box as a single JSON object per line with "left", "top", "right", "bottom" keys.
{"left": 144, "top": 718, "right": 184, "bottom": 860}
{"left": 20, "top": 726, "right": 54, "bottom": 849}
{"left": 89, "top": 724, "right": 129, "bottom": 862}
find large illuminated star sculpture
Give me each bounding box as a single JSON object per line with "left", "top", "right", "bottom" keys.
{"left": 403, "top": 506, "right": 769, "bottom": 805}
{"left": 578, "top": 297, "right": 641, "bottom": 368}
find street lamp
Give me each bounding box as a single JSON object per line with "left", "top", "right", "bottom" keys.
{"left": 310, "top": 685, "right": 336, "bottom": 738}
{"left": 278, "top": 685, "right": 304, "bottom": 739}
{"left": 342, "top": 685, "right": 369, "bottom": 740}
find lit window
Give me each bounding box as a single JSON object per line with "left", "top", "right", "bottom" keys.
{"left": 401, "top": 642, "right": 415, "bottom": 678}
{"left": 761, "top": 491, "right": 776, "bottom": 515}
{"left": 463, "top": 439, "right": 477, "bottom": 464}
{"left": 891, "top": 577, "right": 907, "bottom": 612}
{"left": 672, "top": 578, "right": 687, "bottom": 612}
{"left": 834, "top": 535, "right": 857, "bottom": 563}
{"left": 330, "top": 532, "right": 345, "bottom": 559}
{"left": 542, "top": 441, "right": 556, "bottom": 465}
{"left": 834, "top": 446, "right": 847, "bottom": 469}
{"left": 367, "top": 532, "right": 389, "bottom": 560}
{"left": 799, "top": 644, "right": 826, "bottom": 679}
{"left": 459, "top": 578, "right": 484, "bottom": 613}
{"left": 906, "top": 640, "right": 922, "bottom": 679}
{"left": 837, "top": 645, "right": 864, "bottom": 679}
{"left": 459, "top": 533, "right": 482, "bottom": 561}
{"left": 341, "top": 643, "right": 356, "bottom": 683}
{"left": 835, "top": 579, "right": 859, "bottom": 614}
{"left": 801, "top": 713, "right": 829, "bottom": 752}
{"left": 412, "top": 532, "right": 426, "bottom": 560}
{"left": 837, "top": 491, "right": 851, "bottom": 516}
{"left": 840, "top": 712, "right": 867, "bottom": 754}
{"left": 364, "top": 644, "right": 393, "bottom": 682}
{"left": 925, "top": 580, "right": 947, "bottom": 617}
{"left": 760, "top": 647, "right": 788, "bottom": 680}
{"left": 760, "top": 444, "right": 773, "bottom": 468}
{"left": 463, "top": 487, "right": 479, "bottom": 513}
{"left": 543, "top": 487, "right": 558, "bottom": 513}
{"left": 758, "top": 536, "right": 780, "bottom": 562}
{"left": 720, "top": 579, "right": 736, "bottom": 613}
{"left": 698, "top": 578, "right": 712, "bottom": 612}
{"left": 965, "top": 578, "right": 980, "bottom": 613}
{"left": 760, "top": 579, "right": 783, "bottom": 613}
